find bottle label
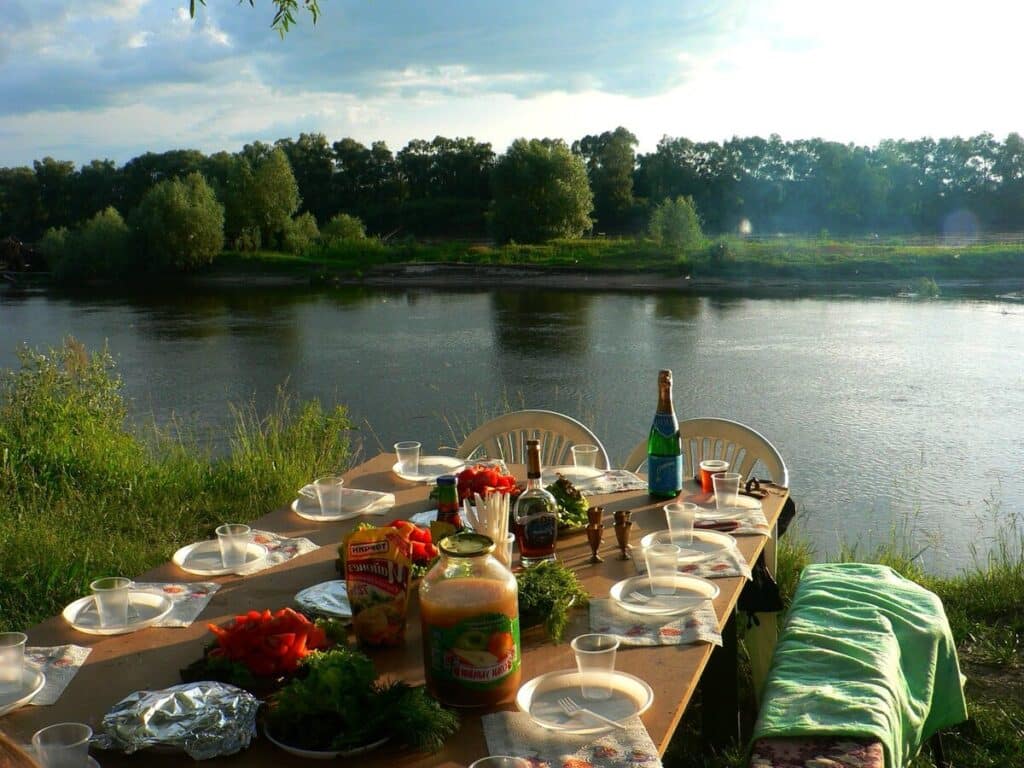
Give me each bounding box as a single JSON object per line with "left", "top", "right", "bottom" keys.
{"left": 426, "top": 613, "right": 521, "bottom": 690}
{"left": 648, "top": 455, "right": 683, "bottom": 495}
{"left": 522, "top": 514, "right": 557, "bottom": 549}
{"left": 651, "top": 413, "right": 677, "bottom": 438}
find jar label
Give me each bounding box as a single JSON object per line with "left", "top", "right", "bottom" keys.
{"left": 648, "top": 455, "right": 682, "bottom": 494}
{"left": 426, "top": 612, "right": 521, "bottom": 690}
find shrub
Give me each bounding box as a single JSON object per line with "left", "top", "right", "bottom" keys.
{"left": 282, "top": 212, "right": 320, "bottom": 254}
{"left": 37, "top": 227, "right": 71, "bottom": 267}
{"left": 132, "top": 172, "right": 224, "bottom": 272}
{"left": 649, "top": 196, "right": 704, "bottom": 252}
{"left": 321, "top": 213, "right": 367, "bottom": 244}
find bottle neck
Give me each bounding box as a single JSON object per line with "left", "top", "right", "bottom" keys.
{"left": 526, "top": 445, "right": 542, "bottom": 481}
{"left": 657, "top": 381, "right": 675, "bottom": 415}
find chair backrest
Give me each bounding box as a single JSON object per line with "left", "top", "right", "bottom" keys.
{"left": 624, "top": 417, "right": 788, "bottom": 486}
{"left": 457, "top": 409, "right": 610, "bottom": 469}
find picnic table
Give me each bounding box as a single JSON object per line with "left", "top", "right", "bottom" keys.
{"left": 4, "top": 452, "right": 787, "bottom": 766}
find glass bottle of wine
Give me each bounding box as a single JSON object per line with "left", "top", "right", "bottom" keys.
{"left": 513, "top": 439, "right": 559, "bottom": 566}
{"left": 647, "top": 369, "right": 683, "bottom": 499}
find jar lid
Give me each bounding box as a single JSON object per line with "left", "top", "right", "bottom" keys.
{"left": 436, "top": 475, "right": 456, "bottom": 486}
{"left": 439, "top": 532, "right": 495, "bottom": 557}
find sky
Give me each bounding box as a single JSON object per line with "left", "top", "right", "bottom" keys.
{"left": 2, "top": 0, "right": 1023, "bottom": 167}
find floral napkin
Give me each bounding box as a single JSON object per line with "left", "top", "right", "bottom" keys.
{"left": 588, "top": 598, "right": 722, "bottom": 648}
{"left": 246, "top": 529, "right": 318, "bottom": 572}
{"left": 578, "top": 470, "right": 648, "bottom": 495}
{"left": 483, "top": 711, "right": 662, "bottom": 768}
{"left": 133, "top": 582, "right": 220, "bottom": 627}
{"left": 629, "top": 543, "right": 752, "bottom": 580}
{"left": 25, "top": 645, "right": 92, "bottom": 706}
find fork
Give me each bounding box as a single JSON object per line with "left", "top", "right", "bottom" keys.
{"left": 629, "top": 591, "right": 699, "bottom": 607}
{"left": 557, "top": 696, "right": 627, "bottom": 730}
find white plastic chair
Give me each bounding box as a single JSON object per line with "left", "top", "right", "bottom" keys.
{"left": 457, "top": 409, "right": 610, "bottom": 469}
{"left": 624, "top": 417, "right": 788, "bottom": 487}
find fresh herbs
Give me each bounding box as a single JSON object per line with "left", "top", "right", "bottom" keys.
{"left": 546, "top": 476, "right": 589, "bottom": 530}
{"left": 516, "top": 560, "right": 589, "bottom": 643}
{"left": 265, "top": 648, "right": 459, "bottom": 753}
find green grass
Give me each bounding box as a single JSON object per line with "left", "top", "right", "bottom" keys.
{"left": 0, "top": 340, "right": 354, "bottom": 631}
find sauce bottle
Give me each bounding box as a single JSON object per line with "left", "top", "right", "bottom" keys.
{"left": 419, "top": 532, "right": 521, "bottom": 707}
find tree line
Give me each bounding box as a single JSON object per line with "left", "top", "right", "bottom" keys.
{"left": 3, "top": 129, "right": 1024, "bottom": 253}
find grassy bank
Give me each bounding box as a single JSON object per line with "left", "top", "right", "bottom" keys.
{"left": 210, "top": 234, "right": 1024, "bottom": 284}
{"left": 0, "top": 340, "right": 353, "bottom": 631}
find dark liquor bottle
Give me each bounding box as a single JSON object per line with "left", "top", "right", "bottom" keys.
{"left": 513, "top": 439, "right": 559, "bottom": 567}
{"left": 647, "top": 369, "right": 682, "bottom": 499}
{"left": 435, "top": 475, "right": 464, "bottom": 531}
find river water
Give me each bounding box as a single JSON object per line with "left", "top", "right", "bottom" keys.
{"left": 2, "top": 284, "right": 1022, "bottom": 574}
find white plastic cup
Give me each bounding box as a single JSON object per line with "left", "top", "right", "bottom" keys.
{"left": 0, "top": 632, "right": 27, "bottom": 694}
{"left": 312, "top": 475, "right": 345, "bottom": 517}
{"left": 215, "top": 523, "right": 251, "bottom": 568}
{"left": 644, "top": 543, "right": 681, "bottom": 596}
{"left": 469, "top": 758, "right": 531, "bottom": 768}
{"left": 571, "top": 633, "right": 620, "bottom": 700}
{"left": 712, "top": 472, "right": 742, "bottom": 510}
{"left": 89, "top": 577, "right": 132, "bottom": 628}
{"left": 495, "top": 532, "right": 516, "bottom": 570}
{"left": 394, "top": 441, "right": 421, "bottom": 475}
{"left": 32, "top": 722, "right": 92, "bottom": 768}
{"left": 665, "top": 502, "right": 697, "bottom": 546}
{"left": 570, "top": 444, "right": 599, "bottom": 468}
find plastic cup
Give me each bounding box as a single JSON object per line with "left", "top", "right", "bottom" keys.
{"left": 665, "top": 502, "right": 697, "bottom": 546}
{"left": 571, "top": 633, "right": 620, "bottom": 700}
{"left": 32, "top": 722, "right": 93, "bottom": 768}
{"left": 495, "top": 532, "right": 516, "bottom": 570}
{"left": 712, "top": 472, "right": 742, "bottom": 509}
{"left": 0, "top": 632, "right": 27, "bottom": 695}
{"left": 570, "top": 444, "right": 599, "bottom": 468}
{"left": 644, "top": 543, "right": 681, "bottom": 596}
{"left": 215, "top": 523, "right": 251, "bottom": 568}
{"left": 312, "top": 475, "right": 345, "bottom": 517}
{"left": 89, "top": 577, "right": 132, "bottom": 628}
{"left": 469, "top": 758, "right": 531, "bottom": 768}
{"left": 699, "top": 459, "right": 729, "bottom": 493}
{"left": 394, "top": 441, "right": 421, "bottom": 475}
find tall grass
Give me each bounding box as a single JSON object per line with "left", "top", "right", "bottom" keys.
{"left": 0, "top": 340, "right": 353, "bottom": 631}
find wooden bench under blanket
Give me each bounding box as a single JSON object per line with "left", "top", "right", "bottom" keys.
{"left": 748, "top": 563, "right": 966, "bottom": 768}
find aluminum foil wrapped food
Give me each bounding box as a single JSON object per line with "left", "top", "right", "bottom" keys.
{"left": 94, "top": 681, "right": 259, "bottom": 759}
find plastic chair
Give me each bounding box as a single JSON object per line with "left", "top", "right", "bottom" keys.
{"left": 623, "top": 417, "right": 788, "bottom": 487}
{"left": 456, "top": 410, "right": 610, "bottom": 469}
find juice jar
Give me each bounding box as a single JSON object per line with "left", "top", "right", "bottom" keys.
{"left": 419, "top": 532, "right": 521, "bottom": 707}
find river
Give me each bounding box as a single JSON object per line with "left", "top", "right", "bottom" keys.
{"left": 2, "top": 284, "right": 1022, "bottom": 574}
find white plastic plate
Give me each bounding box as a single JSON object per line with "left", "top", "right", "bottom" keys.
{"left": 516, "top": 669, "right": 653, "bottom": 734}
{"left": 392, "top": 456, "right": 465, "bottom": 483}
{"left": 63, "top": 591, "right": 173, "bottom": 635}
{"left": 609, "top": 574, "right": 720, "bottom": 616}
{"left": 0, "top": 665, "right": 45, "bottom": 716}
{"left": 172, "top": 540, "right": 268, "bottom": 576}
{"left": 639, "top": 528, "right": 736, "bottom": 564}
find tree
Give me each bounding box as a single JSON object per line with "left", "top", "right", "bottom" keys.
{"left": 649, "top": 196, "right": 703, "bottom": 251}
{"left": 321, "top": 213, "right": 366, "bottom": 243}
{"left": 491, "top": 139, "right": 593, "bottom": 243}
{"left": 276, "top": 133, "right": 336, "bottom": 223}
{"left": 281, "top": 212, "right": 319, "bottom": 254}
{"left": 221, "top": 148, "right": 299, "bottom": 247}
{"left": 132, "top": 172, "right": 224, "bottom": 272}
{"left": 573, "top": 127, "right": 638, "bottom": 231}
{"left": 51, "top": 207, "right": 131, "bottom": 281}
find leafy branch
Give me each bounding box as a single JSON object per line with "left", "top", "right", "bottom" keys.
{"left": 188, "top": 1, "right": 321, "bottom": 37}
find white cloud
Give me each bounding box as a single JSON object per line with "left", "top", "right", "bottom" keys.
{"left": 127, "top": 31, "right": 150, "bottom": 49}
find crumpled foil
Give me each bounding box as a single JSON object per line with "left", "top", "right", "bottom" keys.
{"left": 94, "top": 681, "right": 259, "bottom": 760}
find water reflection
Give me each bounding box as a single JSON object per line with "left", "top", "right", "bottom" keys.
{"left": 490, "top": 290, "right": 592, "bottom": 357}
{"left": 653, "top": 293, "right": 701, "bottom": 321}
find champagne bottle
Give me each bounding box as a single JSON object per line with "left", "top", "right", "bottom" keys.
{"left": 647, "top": 369, "right": 682, "bottom": 499}
{"left": 513, "top": 439, "right": 559, "bottom": 567}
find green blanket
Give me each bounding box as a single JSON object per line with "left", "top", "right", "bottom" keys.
{"left": 751, "top": 563, "right": 967, "bottom": 768}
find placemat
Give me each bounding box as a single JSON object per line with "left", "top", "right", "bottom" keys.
{"left": 483, "top": 710, "right": 662, "bottom": 768}
{"left": 589, "top": 598, "right": 722, "bottom": 647}
{"left": 247, "top": 529, "right": 319, "bottom": 572}
{"left": 25, "top": 645, "right": 92, "bottom": 705}
{"left": 134, "top": 582, "right": 220, "bottom": 627}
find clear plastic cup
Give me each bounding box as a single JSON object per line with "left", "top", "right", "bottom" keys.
{"left": 32, "top": 722, "right": 92, "bottom": 768}
{"left": 644, "top": 543, "right": 681, "bottom": 596}
{"left": 0, "top": 632, "right": 27, "bottom": 694}
{"left": 394, "top": 441, "right": 421, "bottom": 475}
{"left": 215, "top": 523, "right": 251, "bottom": 568}
{"left": 312, "top": 475, "right": 345, "bottom": 517}
{"left": 664, "top": 502, "right": 697, "bottom": 546}
{"left": 571, "top": 633, "right": 620, "bottom": 700}
{"left": 495, "top": 532, "right": 516, "bottom": 570}
{"left": 712, "top": 472, "right": 742, "bottom": 509}
{"left": 570, "top": 444, "right": 599, "bottom": 468}
{"left": 89, "top": 577, "right": 132, "bottom": 628}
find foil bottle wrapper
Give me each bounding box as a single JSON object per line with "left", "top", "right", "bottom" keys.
{"left": 94, "top": 681, "right": 259, "bottom": 759}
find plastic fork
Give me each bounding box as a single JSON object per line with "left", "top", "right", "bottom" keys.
{"left": 557, "top": 696, "right": 627, "bottom": 730}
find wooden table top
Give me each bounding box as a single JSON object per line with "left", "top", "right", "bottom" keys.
{"left": 3, "top": 453, "right": 786, "bottom": 767}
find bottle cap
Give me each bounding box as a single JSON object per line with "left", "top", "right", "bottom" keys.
{"left": 436, "top": 475, "right": 456, "bottom": 486}
{"left": 438, "top": 532, "right": 495, "bottom": 557}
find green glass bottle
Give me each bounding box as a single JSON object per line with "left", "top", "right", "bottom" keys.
{"left": 647, "top": 369, "right": 682, "bottom": 498}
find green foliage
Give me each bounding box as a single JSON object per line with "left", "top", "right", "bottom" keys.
{"left": 50, "top": 206, "right": 130, "bottom": 281}
{"left": 491, "top": 138, "right": 593, "bottom": 243}
{"left": 573, "top": 127, "right": 638, "bottom": 230}
{"left": 516, "top": 560, "right": 589, "bottom": 643}
{"left": 223, "top": 148, "right": 299, "bottom": 247}
{"left": 188, "top": 0, "right": 320, "bottom": 36}
{"left": 132, "top": 172, "right": 224, "bottom": 272}
{"left": 281, "top": 212, "right": 320, "bottom": 254}
{"left": 649, "top": 195, "right": 704, "bottom": 252}
{"left": 233, "top": 226, "right": 262, "bottom": 252}
{"left": 0, "top": 340, "right": 352, "bottom": 631}
{"left": 321, "top": 213, "right": 367, "bottom": 244}
{"left": 36, "top": 226, "right": 70, "bottom": 266}
{"left": 911, "top": 276, "right": 941, "bottom": 297}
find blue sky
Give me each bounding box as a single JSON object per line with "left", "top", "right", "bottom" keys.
{"left": 1, "top": 0, "right": 1021, "bottom": 166}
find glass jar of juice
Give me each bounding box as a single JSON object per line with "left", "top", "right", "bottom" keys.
{"left": 419, "top": 532, "right": 521, "bottom": 707}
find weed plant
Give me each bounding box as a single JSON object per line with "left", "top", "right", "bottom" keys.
{"left": 0, "top": 339, "right": 352, "bottom": 631}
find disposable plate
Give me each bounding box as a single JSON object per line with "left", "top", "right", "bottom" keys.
{"left": 293, "top": 487, "right": 395, "bottom": 521}
{"left": 638, "top": 528, "right": 735, "bottom": 564}
{"left": 172, "top": 539, "right": 268, "bottom": 576}
{"left": 391, "top": 456, "right": 465, "bottom": 483}
{"left": 609, "top": 574, "right": 719, "bottom": 616}
{"left": 541, "top": 465, "right": 604, "bottom": 486}
{"left": 0, "top": 666, "right": 45, "bottom": 716}
{"left": 63, "top": 591, "right": 173, "bottom": 635}
{"left": 294, "top": 580, "right": 352, "bottom": 619}
{"left": 516, "top": 669, "right": 653, "bottom": 734}
{"left": 697, "top": 494, "right": 762, "bottom": 521}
